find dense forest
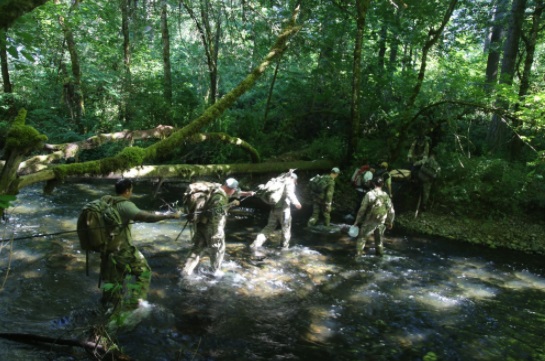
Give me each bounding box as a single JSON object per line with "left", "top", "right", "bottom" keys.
{"left": 1, "top": 0, "right": 545, "bottom": 253}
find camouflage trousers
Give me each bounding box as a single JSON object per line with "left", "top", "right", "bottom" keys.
{"left": 100, "top": 245, "right": 151, "bottom": 309}
{"left": 182, "top": 219, "right": 226, "bottom": 276}
{"left": 356, "top": 221, "right": 386, "bottom": 256}
{"left": 421, "top": 180, "right": 433, "bottom": 209}
{"left": 307, "top": 195, "right": 330, "bottom": 227}
{"left": 251, "top": 206, "right": 292, "bottom": 249}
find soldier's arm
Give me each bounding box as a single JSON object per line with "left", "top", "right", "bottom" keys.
{"left": 134, "top": 210, "right": 179, "bottom": 222}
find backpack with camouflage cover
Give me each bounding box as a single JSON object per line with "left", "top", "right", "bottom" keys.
{"left": 418, "top": 159, "right": 440, "bottom": 182}
{"left": 183, "top": 181, "right": 221, "bottom": 222}
{"left": 77, "top": 195, "right": 127, "bottom": 253}
{"left": 256, "top": 172, "right": 291, "bottom": 205}
{"left": 309, "top": 174, "right": 329, "bottom": 194}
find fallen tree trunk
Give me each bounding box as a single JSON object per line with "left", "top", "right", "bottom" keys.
{"left": 0, "top": 332, "right": 133, "bottom": 360}
{"left": 18, "top": 160, "right": 336, "bottom": 190}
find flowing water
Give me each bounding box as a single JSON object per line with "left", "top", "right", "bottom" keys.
{"left": 1, "top": 180, "right": 545, "bottom": 361}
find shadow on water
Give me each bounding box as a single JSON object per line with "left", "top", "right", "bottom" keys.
{"left": 1, "top": 180, "right": 545, "bottom": 360}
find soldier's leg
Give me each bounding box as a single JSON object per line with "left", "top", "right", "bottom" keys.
{"left": 251, "top": 209, "right": 278, "bottom": 248}
{"left": 209, "top": 237, "right": 226, "bottom": 272}
{"left": 280, "top": 208, "right": 292, "bottom": 248}
{"left": 323, "top": 208, "right": 331, "bottom": 226}
{"left": 422, "top": 181, "right": 432, "bottom": 209}
{"left": 374, "top": 225, "right": 385, "bottom": 256}
{"left": 182, "top": 230, "right": 206, "bottom": 276}
{"left": 100, "top": 253, "right": 124, "bottom": 307}
{"left": 356, "top": 223, "right": 376, "bottom": 256}
{"left": 127, "top": 248, "right": 152, "bottom": 303}
{"left": 307, "top": 201, "right": 320, "bottom": 227}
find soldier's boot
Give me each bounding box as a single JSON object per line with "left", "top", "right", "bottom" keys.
{"left": 356, "top": 240, "right": 366, "bottom": 257}
{"left": 250, "top": 234, "right": 267, "bottom": 249}
{"left": 376, "top": 245, "right": 384, "bottom": 257}
{"left": 307, "top": 217, "right": 317, "bottom": 227}
{"left": 181, "top": 254, "right": 200, "bottom": 276}
{"left": 323, "top": 214, "right": 331, "bottom": 227}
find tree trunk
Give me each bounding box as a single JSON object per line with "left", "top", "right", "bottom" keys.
{"left": 262, "top": 56, "right": 282, "bottom": 130}
{"left": 182, "top": 0, "right": 221, "bottom": 105}
{"left": 120, "top": 0, "right": 132, "bottom": 123}
{"left": 18, "top": 160, "right": 336, "bottom": 190}
{"left": 486, "top": 0, "right": 527, "bottom": 155}
{"left": 388, "top": 8, "right": 401, "bottom": 74}
{"left": 377, "top": 23, "right": 387, "bottom": 71}
{"left": 0, "top": 109, "right": 47, "bottom": 216}
{"left": 518, "top": 0, "right": 544, "bottom": 98}
{"left": 57, "top": 1, "right": 85, "bottom": 132}
{"left": 161, "top": 0, "right": 173, "bottom": 105}
{"left": 0, "top": 27, "right": 12, "bottom": 93}
{"left": 484, "top": 0, "right": 509, "bottom": 94}
{"left": 511, "top": 0, "right": 544, "bottom": 157}
{"left": 348, "top": 0, "right": 371, "bottom": 161}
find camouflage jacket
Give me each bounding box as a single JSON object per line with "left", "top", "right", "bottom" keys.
{"left": 355, "top": 188, "right": 395, "bottom": 226}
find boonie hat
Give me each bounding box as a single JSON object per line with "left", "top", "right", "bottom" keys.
{"left": 331, "top": 167, "right": 341, "bottom": 174}
{"left": 380, "top": 162, "right": 388, "bottom": 168}
{"left": 225, "top": 178, "right": 240, "bottom": 190}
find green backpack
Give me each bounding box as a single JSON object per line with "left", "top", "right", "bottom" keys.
{"left": 309, "top": 174, "right": 329, "bottom": 194}
{"left": 77, "top": 195, "right": 127, "bottom": 254}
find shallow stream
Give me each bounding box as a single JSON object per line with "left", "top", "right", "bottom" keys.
{"left": 1, "top": 180, "right": 545, "bottom": 360}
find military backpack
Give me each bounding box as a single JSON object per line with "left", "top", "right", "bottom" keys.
{"left": 309, "top": 174, "right": 329, "bottom": 194}
{"left": 256, "top": 172, "right": 292, "bottom": 205}
{"left": 77, "top": 195, "right": 127, "bottom": 253}
{"left": 182, "top": 181, "right": 221, "bottom": 222}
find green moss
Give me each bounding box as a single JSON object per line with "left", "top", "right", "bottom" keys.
{"left": 5, "top": 124, "right": 48, "bottom": 152}
{"left": 4, "top": 108, "right": 48, "bottom": 153}
{"left": 53, "top": 147, "right": 146, "bottom": 179}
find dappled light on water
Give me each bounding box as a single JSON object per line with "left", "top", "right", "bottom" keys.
{"left": 1, "top": 181, "right": 545, "bottom": 360}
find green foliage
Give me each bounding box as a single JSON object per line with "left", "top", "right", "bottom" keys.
{"left": 305, "top": 134, "right": 345, "bottom": 163}
{"left": 436, "top": 155, "right": 543, "bottom": 220}
{"left": 0, "top": 194, "right": 17, "bottom": 209}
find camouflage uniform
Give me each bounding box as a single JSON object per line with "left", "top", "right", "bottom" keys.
{"left": 182, "top": 187, "right": 230, "bottom": 275}
{"left": 407, "top": 136, "right": 430, "bottom": 166}
{"left": 251, "top": 178, "right": 300, "bottom": 249}
{"left": 308, "top": 174, "right": 336, "bottom": 227}
{"left": 100, "top": 197, "right": 151, "bottom": 308}
{"left": 415, "top": 155, "right": 441, "bottom": 210}
{"left": 354, "top": 187, "right": 395, "bottom": 256}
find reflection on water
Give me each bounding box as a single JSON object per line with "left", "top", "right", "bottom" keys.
{"left": 1, "top": 180, "right": 545, "bottom": 360}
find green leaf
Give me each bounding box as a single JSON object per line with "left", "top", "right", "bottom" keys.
{"left": 7, "top": 45, "right": 18, "bottom": 59}
{"left": 0, "top": 194, "right": 17, "bottom": 209}
{"left": 21, "top": 50, "right": 34, "bottom": 62}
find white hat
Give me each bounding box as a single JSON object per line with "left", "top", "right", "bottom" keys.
{"left": 225, "top": 178, "right": 239, "bottom": 190}
{"left": 331, "top": 167, "right": 341, "bottom": 174}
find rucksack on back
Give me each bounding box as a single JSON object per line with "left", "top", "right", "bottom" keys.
{"left": 351, "top": 165, "right": 369, "bottom": 187}
{"left": 256, "top": 173, "right": 290, "bottom": 205}
{"left": 183, "top": 181, "right": 221, "bottom": 222}
{"left": 309, "top": 174, "right": 329, "bottom": 194}
{"left": 77, "top": 195, "right": 126, "bottom": 253}
{"left": 418, "top": 160, "right": 440, "bottom": 182}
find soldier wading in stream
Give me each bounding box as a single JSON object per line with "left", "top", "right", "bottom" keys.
{"left": 353, "top": 177, "right": 395, "bottom": 256}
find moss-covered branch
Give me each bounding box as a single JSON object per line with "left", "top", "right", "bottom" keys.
{"left": 17, "top": 160, "right": 335, "bottom": 190}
